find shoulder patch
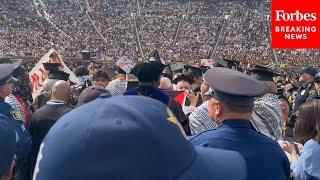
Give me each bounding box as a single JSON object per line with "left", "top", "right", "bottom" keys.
{"left": 10, "top": 110, "right": 24, "bottom": 121}
{"left": 308, "top": 90, "right": 316, "bottom": 96}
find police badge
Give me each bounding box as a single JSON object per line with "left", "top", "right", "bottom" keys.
{"left": 10, "top": 109, "right": 24, "bottom": 121}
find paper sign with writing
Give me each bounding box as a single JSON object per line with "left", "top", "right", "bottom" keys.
{"left": 116, "top": 56, "right": 136, "bottom": 74}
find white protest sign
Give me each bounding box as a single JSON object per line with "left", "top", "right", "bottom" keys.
{"left": 116, "top": 56, "right": 136, "bottom": 74}
{"left": 201, "top": 59, "right": 214, "bottom": 68}
{"left": 170, "top": 62, "right": 186, "bottom": 71}
{"left": 29, "top": 49, "right": 76, "bottom": 99}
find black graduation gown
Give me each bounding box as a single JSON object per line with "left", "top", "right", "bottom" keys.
{"left": 29, "top": 103, "right": 73, "bottom": 178}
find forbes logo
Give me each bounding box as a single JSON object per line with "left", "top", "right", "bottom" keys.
{"left": 275, "top": 10, "right": 317, "bottom": 21}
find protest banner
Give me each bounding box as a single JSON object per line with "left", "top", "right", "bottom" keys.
{"left": 29, "top": 49, "right": 76, "bottom": 99}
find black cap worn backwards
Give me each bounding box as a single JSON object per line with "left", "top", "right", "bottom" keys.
{"left": 204, "top": 67, "right": 266, "bottom": 107}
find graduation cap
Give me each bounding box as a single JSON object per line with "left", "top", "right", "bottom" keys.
{"left": 250, "top": 66, "right": 279, "bottom": 81}
{"left": 169, "top": 63, "right": 186, "bottom": 73}
{"left": 43, "top": 62, "right": 61, "bottom": 72}
{"left": 223, "top": 59, "right": 240, "bottom": 68}
{"left": 131, "top": 62, "right": 164, "bottom": 83}
{"left": 214, "top": 59, "right": 229, "bottom": 68}
{"left": 172, "top": 74, "right": 190, "bottom": 84}
{"left": 49, "top": 69, "right": 70, "bottom": 81}
{"left": 148, "top": 49, "right": 166, "bottom": 65}
{"left": 184, "top": 65, "right": 204, "bottom": 76}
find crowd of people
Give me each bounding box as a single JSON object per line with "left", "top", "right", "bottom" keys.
{"left": 1, "top": 0, "right": 320, "bottom": 66}
{"left": 1, "top": 52, "right": 320, "bottom": 179}
{"left": 1, "top": 0, "right": 320, "bottom": 179}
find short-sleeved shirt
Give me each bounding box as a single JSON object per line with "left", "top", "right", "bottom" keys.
{"left": 190, "top": 119, "right": 290, "bottom": 180}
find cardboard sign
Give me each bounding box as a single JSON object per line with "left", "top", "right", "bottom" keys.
{"left": 29, "top": 49, "right": 76, "bottom": 99}
{"left": 201, "top": 59, "right": 214, "bottom": 68}
{"left": 170, "top": 62, "right": 186, "bottom": 71}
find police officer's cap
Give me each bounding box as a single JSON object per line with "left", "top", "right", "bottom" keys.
{"left": 0, "top": 64, "right": 17, "bottom": 86}
{"left": 204, "top": 67, "right": 266, "bottom": 107}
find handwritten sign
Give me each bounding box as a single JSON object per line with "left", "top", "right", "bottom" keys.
{"left": 170, "top": 62, "right": 186, "bottom": 71}
{"left": 29, "top": 49, "right": 76, "bottom": 99}
{"left": 201, "top": 59, "right": 214, "bottom": 68}
{"left": 116, "top": 56, "right": 136, "bottom": 74}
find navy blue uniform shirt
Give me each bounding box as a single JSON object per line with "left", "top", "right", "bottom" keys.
{"left": 0, "top": 99, "right": 31, "bottom": 160}
{"left": 190, "top": 119, "right": 290, "bottom": 180}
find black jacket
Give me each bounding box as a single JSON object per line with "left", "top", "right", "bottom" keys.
{"left": 29, "top": 102, "right": 73, "bottom": 178}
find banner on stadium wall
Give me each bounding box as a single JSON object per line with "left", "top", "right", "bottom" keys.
{"left": 29, "top": 49, "right": 76, "bottom": 99}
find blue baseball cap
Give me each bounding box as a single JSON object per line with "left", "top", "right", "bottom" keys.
{"left": 33, "top": 96, "right": 246, "bottom": 180}
{"left": 0, "top": 115, "right": 16, "bottom": 175}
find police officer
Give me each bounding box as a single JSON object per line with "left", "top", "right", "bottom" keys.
{"left": 293, "top": 66, "right": 317, "bottom": 112}
{"left": 307, "top": 72, "right": 320, "bottom": 100}
{"left": 0, "top": 64, "right": 32, "bottom": 179}
{"left": 190, "top": 67, "right": 290, "bottom": 180}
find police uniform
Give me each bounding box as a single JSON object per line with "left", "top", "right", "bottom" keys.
{"left": 293, "top": 67, "right": 318, "bottom": 112}
{"left": 307, "top": 72, "right": 320, "bottom": 101}
{"left": 189, "top": 67, "right": 290, "bottom": 180}
{"left": 0, "top": 64, "right": 32, "bottom": 179}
